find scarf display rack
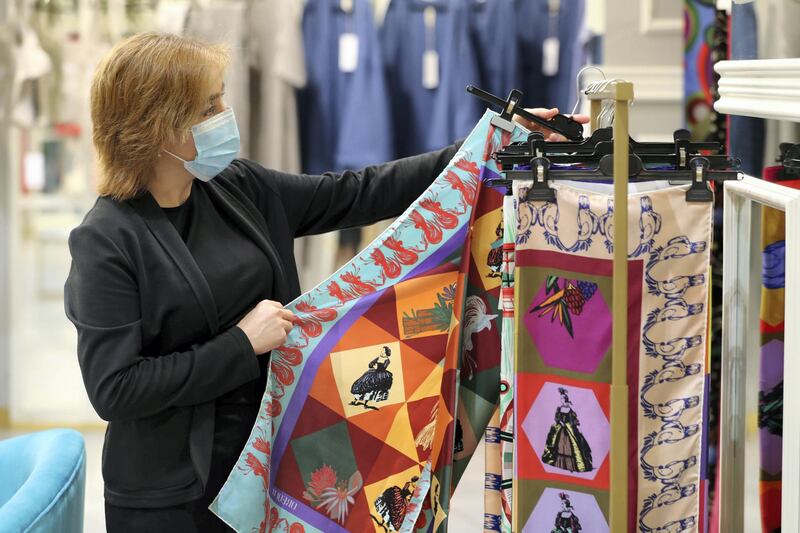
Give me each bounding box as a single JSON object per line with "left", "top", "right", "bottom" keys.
{"left": 475, "top": 80, "right": 633, "bottom": 533}
{"left": 715, "top": 57, "right": 800, "bottom": 533}
{"left": 474, "top": 79, "right": 747, "bottom": 532}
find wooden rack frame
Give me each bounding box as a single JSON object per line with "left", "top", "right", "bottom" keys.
{"left": 586, "top": 81, "right": 634, "bottom": 533}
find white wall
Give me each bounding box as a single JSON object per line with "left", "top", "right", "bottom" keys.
{"left": 1, "top": 2, "right": 12, "bottom": 417}
{"left": 602, "top": 0, "right": 684, "bottom": 141}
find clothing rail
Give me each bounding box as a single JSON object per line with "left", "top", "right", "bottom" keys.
{"left": 714, "top": 58, "right": 800, "bottom": 533}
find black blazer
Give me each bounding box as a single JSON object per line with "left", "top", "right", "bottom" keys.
{"left": 64, "top": 145, "right": 459, "bottom": 507}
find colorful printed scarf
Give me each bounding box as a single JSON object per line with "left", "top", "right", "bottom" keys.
{"left": 512, "top": 181, "right": 713, "bottom": 532}
{"left": 210, "top": 111, "right": 526, "bottom": 532}
{"left": 758, "top": 166, "right": 798, "bottom": 533}
{"left": 484, "top": 192, "right": 516, "bottom": 533}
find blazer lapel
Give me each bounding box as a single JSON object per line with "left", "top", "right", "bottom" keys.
{"left": 128, "top": 192, "right": 220, "bottom": 336}
{"left": 204, "top": 180, "right": 292, "bottom": 304}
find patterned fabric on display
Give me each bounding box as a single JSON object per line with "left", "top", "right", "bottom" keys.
{"left": 210, "top": 111, "right": 526, "bottom": 532}
{"left": 683, "top": 0, "right": 718, "bottom": 142}
{"left": 484, "top": 192, "right": 516, "bottom": 533}
{"left": 758, "top": 166, "right": 798, "bottom": 533}
{"left": 512, "top": 181, "right": 713, "bottom": 532}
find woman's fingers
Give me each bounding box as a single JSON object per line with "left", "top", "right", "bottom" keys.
{"left": 513, "top": 107, "right": 592, "bottom": 139}
{"left": 571, "top": 113, "right": 591, "bottom": 125}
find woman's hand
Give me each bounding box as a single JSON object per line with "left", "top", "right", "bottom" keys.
{"left": 513, "top": 107, "right": 591, "bottom": 142}
{"left": 236, "top": 300, "right": 296, "bottom": 355}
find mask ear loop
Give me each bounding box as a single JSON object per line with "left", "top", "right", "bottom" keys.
{"left": 162, "top": 148, "right": 187, "bottom": 163}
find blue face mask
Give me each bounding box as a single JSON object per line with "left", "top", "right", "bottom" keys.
{"left": 163, "top": 107, "right": 240, "bottom": 181}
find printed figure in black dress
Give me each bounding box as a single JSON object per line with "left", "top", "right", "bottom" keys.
{"left": 552, "top": 492, "right": 582, "bottom": 533}
{"left": 371, "top": 475, "right": 419, "bottom": 532}
{"left": 350, "top": 346, "right": 394, "bottom": 410}
{"left": 541, "top": 388, "right": 593, "bottom": 473}
{"left": 486, "top": 222, "right": 503, "bottom": 278}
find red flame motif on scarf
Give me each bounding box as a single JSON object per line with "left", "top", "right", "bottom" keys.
{"left": 271, "top": 346, "right": 302, "bottom": 389}
{"left": 419, "top": 198, "right": 459, "bottom": 230}
{"left": 294, "top": 301, "right": 338, "bottom": 338}
{"left": 340, "top": 271, "right": 376, "bottom": 296}
{"left": 410, "top": 209, "right": 443, "bottom": 244}
{"left": 370, "top": 248, "right": 402, "bottom": 279}
{"left": 327, "top": 281, "right": 358, "bottom": 305}
{"left": 454, "top": 157, "right": 480, "bottom": 180}
{"left": 383, "top": 237, "right": 418, "bottom": 265}
{"left": 444, "top": 170, "right": 476, "bottom": 207}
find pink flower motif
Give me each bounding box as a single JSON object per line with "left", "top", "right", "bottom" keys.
{"left": 304, "top": 465, "right": 338, "bottom": 499}
{"left": 303, "top": 466, "right": 363, "bottom": 524}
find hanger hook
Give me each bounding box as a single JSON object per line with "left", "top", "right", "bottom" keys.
{"left": 571, "top": 65, "right": 607, "bottom": 115}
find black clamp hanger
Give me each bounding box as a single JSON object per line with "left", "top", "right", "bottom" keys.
{"left": 489, "top": 153, "right": 739, "bottom": 204}
{"left": 494, "top": 134, "right": 736, "bottom": 171}
{"left": 466, "top": 85, "right": 585, "bottom": 141}
{"left": 778, "top": 142, "right": 800, "bottom": 180}
{"left": 495, "top": 128, "right": 722, "bottom": 164}
{"left": 685, "top": 157, "right": 714, "bottom": 202}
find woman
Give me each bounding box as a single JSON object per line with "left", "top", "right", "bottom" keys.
{"left": 65, "top": 32, "right": 586, "bottom": 532}
{"left": 552, "top": 492, "right": 582, "bottom": 533}
{"left": 350, "top": 345, "right": 393, "bottom": 410}
{"left": 541, "top": 387, "right": 594, "bottom": 473}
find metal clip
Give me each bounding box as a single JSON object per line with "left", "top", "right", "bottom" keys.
{"left": 525, "top": 157, "right": 557, "bottom": 202}
{"left": 686, "top": 157, "right": 713, "bottom": 202}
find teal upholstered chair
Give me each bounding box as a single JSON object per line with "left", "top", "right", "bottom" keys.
{"left": 0, "top": 429, "right": 86, "bottom": 532}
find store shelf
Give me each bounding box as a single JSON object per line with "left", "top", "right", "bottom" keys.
{"left": 715, "top": 58, "right": 800, "bottom": 122}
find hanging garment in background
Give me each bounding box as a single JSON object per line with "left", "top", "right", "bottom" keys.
{"left": 381, "top": 0, "right": 482, "bottom": 158}
{"left": 512, "top": 181, "right": 712, "bottom": 532}
{"left": 758, "top": 166, "right": 797, "bottom": 533}
{"left": 514, "top": 0, "right": 586, "bottom": 114}
{"left": 247, "top": 0, "right": 336, "bottom": 293}
{"left": 184, "top": 0, "right": 251, "bottom": 158}
{"left": 468, "top": 0, "right": 518, "bottom": 100}
{"left": 210, "top": 111, "right": 526, "bottom": 533}
{"left": 728, "top": 1, "right": 764, "bottom": 177}
{"left": 299, "top": 0, "right": 392, "bottom": 174}
{"left": 247, "top": 0, "right": 306, "bottom": 174}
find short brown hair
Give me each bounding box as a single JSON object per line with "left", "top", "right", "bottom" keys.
{"left": 90, "top": 32, "right": 229, "bottom": 200}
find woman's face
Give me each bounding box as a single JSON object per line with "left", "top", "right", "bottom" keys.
{"left": 163, "top": 76, "right": 227, "bottom": 162}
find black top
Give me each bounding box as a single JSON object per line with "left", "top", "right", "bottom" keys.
{"left": 161, "top": 181, "right": 272, "bottom": 405}
{"left": 64, "top": 144, "right": 460, "bottom": 508}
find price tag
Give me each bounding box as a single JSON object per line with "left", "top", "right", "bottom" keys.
{"left": 422, "top": 49, "right": 439, "bottom": 89}
{"left": 542, "top": 36, "right": 560, "bottom": 76}
{"left": 339, "top": 33, "right": 359, "bottom": 73}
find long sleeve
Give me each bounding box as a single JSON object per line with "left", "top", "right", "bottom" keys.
{"left": 231, "top": 141, "right": 460, "bottom": 239}
{"left": 64, "top": 224, "right": 260, "bottom": 422}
